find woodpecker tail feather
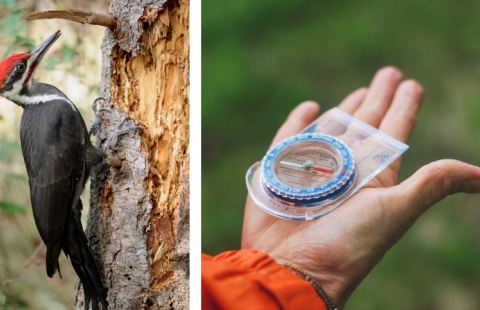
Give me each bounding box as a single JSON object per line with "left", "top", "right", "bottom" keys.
{"left": 63, "top": 200, "right": 107, "bottom": 310}
{"left": 45, "top": 241, "right": 62, "bottom": 278}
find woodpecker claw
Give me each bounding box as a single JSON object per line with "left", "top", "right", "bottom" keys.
{"left": 89, "top": 97, "right": 110, "bottom": 137}
{"left": 103, "top": 125, "right": 143, "bottom": 154}
{"left": 91, "top": 97, "right": 106, "bottom": 112}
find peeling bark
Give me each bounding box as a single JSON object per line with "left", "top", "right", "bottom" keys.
{"left": 74, "top": 0, "right": 189, "bottom": 309}
{"left": 107, "top": 0, "right": 168, "bottom": 56}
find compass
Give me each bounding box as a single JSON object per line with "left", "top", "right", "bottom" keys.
{"left": 246, "top": 108, "right": 409, "bottom": 221}
{"left": 260, "top": 133, "right": 356, "bottom": 206}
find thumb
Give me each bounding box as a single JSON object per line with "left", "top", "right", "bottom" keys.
{"left": 388, "top": 160, "right": 480, "bottom": 220}
{"left": 269, "top": 101, "right": 320, "bottom": 148}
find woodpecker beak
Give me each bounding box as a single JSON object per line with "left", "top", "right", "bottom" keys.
{"left": 29, "top": 31, "right": 61, "bottom": 66}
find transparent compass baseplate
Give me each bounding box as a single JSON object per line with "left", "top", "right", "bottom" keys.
{"left": 246, "top": 108, "right": 409, "bottom": 221}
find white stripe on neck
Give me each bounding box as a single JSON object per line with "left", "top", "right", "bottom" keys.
{"left": 5, "top": 92, "right": 76, "bottom": 111}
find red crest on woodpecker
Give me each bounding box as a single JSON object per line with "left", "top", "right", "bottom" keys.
{"left": 0, "top": 53, "right": 30, "bottom": 91}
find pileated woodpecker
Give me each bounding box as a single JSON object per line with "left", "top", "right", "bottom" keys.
{"left": 0, "top": 31, "right": 139, "bottom": 310}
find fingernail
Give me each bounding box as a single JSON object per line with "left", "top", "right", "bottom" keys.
{"left": 378, "top": 66, "right": 403, "bottom": 80}
{"left": 297, "top": 101, "right": 319, "bottom": 113}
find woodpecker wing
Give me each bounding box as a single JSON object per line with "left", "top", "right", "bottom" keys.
{"left": 20, "top": 100, "right": 85, "bottom": 247}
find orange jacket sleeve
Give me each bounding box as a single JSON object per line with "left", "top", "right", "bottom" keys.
{"left": 202, "top": 250, "right": 327, "bottom": 310}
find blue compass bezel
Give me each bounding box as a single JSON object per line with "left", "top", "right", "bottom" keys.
{"left": 261, "top": 133, "right": 355, "bottom": 201}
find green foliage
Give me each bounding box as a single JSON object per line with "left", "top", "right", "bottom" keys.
{"left": 203, "top": 0, "right": 480, "bottom": 308}
{"left": 40, "top": 43, "right": 78, "bottom": 71}
{"left": 0, "top": 283, "right": 29, "bottom": 309}
{"left": 0, "top": 9, "right": 25, "bottom": 36}
{"left": 12, "top": 36, "right": 34, "bottom": 49}
{"left": 0, "top": 201, "right": 25, "bottom": 214}
{"left": 0, "top": 0, "right": 16, "bottom": 9}
{"left": 0, "top": 4, "right": 35, "bottom": 59}
{"left": 61, "top": 43, "right": 75, "bottom": 63}
{"left": 0, "top": 140, "right": 21, "bottom": 161}
{"left": 43, "top": 57, "right": 58, "bottom": 70}
{"left": 0, "top": 2, "right": 77, "bottom": 69}
{"left": 7, "top": 174, "right": 27, "bottom": 182}
{"left": 0, "top": 137, "right": 26, "bottom": 215}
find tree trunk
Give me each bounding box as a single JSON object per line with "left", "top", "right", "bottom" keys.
{"left": 74, "top": 0, "right": 189, "bottom": 309}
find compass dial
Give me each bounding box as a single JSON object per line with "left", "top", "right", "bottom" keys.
{"left": 274, "top": 142, "right": 340, "bottom": 188}
{"left": 261, "top": 133, "right": 356, "bottom": 206}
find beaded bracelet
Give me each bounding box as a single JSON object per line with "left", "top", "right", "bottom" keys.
{"left": 283, "top": 263, "right": 338, "bottom": 310}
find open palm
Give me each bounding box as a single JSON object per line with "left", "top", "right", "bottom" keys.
{"left": 242, "top": 67, "right": 480, "bottom": 309}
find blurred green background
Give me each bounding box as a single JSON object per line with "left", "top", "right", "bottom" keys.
{"left": 202, "top": 0, "right": 480, "bottom": 309}
{"left": 0, "top": 0, "right": 106, "bottom": 309}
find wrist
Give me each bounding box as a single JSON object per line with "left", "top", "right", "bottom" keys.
{"left": 277, "top": 258, "right": 347, "bottom": 309}
{"left": 283, "top": 263, "right": 339, "bottom": 310}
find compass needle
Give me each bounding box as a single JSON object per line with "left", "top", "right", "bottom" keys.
{"left": 261, "top": 133, "right": 356, "bottom": 208}
{"left": 280, "top": 161, "right": 303, "bottom": 168}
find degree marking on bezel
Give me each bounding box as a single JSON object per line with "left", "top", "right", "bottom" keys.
{"left": 261, "top": 133, "right": 355, "bottom": 201}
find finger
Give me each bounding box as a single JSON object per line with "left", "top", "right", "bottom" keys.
{"left": 270, "top": 101, "right": 320, "bottom": 148}
{"left": 353, "top": 67, "right": 404, "bottom": 127}
{"left": 338, "top": 88, "right": 368, "bottom": 114}
{"left": 385, "top": 160, "right": 480, "bottom": 225}
{"left": 379, "top": 80, "right": 424, "bottom": 143}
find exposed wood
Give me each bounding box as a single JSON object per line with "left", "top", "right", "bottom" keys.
{"left": 155, "top": 209, "right": 174, "bottom": 251}
{"left": 72, "top": 0, "right": 189, "bottom": 309}
{"left": 109, "top": 0, "right": 190, "bottom": 294}
{"left": 26, "top": 10, "right": 117, "bottom": 30}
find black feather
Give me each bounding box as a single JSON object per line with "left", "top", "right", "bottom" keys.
{"left": 63, "top": 201, "right": 108, "bottom": 309}
{"left": 21, "top": 101, "right": 82, "bottom": 247}
{"left": 20, "top": 96, "right": 107, "bottom": 309}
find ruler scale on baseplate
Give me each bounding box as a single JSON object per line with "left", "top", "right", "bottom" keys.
{"left": 246, "top": 108, "right": 408, "bottom": 221}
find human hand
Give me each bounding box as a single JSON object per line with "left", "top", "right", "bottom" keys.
{"left": 242, "top": 67, "right": 480, "bottom": 309}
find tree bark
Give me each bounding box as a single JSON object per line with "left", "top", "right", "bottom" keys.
{"left": 74, "top": 0, "right": 189, "bottom": 309}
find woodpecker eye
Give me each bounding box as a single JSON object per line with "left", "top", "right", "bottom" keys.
{"left": 17, "top": 64, "right": 25, "bottom": 71}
